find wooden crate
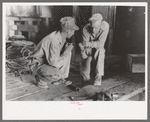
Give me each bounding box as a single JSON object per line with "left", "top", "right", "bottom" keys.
{"left": 6, "top": 17, "right": 41, "bottom": 42}
{"left": 127, "top": 54, "right": 145, "bottom": 73}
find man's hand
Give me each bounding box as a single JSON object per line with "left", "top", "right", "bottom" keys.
{"left": 82, "top": 41, "right": 93, "bottom": 48}
{"left": 65, "top": 42, "right": 74, "bottom": 52}
{"left": 61, "top": 43, "right": 74, "bottom": 56}
{"left": 78, "top": 43, "right": 84, "bottom": 51}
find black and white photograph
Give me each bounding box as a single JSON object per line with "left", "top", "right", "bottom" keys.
{"left": 3, "top": 2, "right": 147, "bottom": 120}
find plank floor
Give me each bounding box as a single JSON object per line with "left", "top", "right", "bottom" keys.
{"left": 6, "top": 73, "right": 73, "bottom": 101}
{"left": 5, "top": 69, "right": 145, "bottom": 101}
{"left": 52, "top": 72, "right": 145, "bottom": 101}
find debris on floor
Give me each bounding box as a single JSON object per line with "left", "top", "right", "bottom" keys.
{"left": 5, "top": 46, "right": 145, "bottom": 101}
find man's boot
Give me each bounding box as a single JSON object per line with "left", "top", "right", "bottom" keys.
{"left": 94, "top": 76, "right": 102, "bottom": 86}
{"left": 35, "top": 75, "right": 49, "bottom": 89}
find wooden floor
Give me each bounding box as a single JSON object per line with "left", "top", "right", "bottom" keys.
{"left": 5, "top": 67, "right": 145, "bottom": 101}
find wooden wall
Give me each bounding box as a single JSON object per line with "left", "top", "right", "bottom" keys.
{"left": 5, "top": 5, "right": 117, "bottom": 63}
{"left": 5, "top": 5, "right": 53, "bottom": 43}
{"left": 6, "top": 5, "right": 40, "bottom": 17}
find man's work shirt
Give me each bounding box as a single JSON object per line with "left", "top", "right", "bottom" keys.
{"left": 82, "top": 21, "right": 109, "bottom": 49}
{"left": 31, "top": 31, "right": 65, "bottom": 67}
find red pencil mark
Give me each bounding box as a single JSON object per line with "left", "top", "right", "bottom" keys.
{"left": 70, "top": 101, "right": 83, "bottom": 110}
{"left": 70, "top": 101, "right": 75, "bottom": 104}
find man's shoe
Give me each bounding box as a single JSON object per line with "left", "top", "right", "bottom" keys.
{"left": 52, "top": 79, "right": 72, "bottom": 86}
{"left": 94, "top": 80, "right": 101, "bottom": 85}
{"left": 37, "top": 82, "right": 49, "bottom": 89}
{"left": 94, "top": 77, "right": 102, "bottom": 86}
{"left": 35, "top": 75, "right": 49, "bottom": 89}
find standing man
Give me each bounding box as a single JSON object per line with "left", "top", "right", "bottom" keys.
{"left": 79, "top": 13, "right": 109, "bottom": 86}
{"left": 30, "top": 17, "right": 79, "bottom": 89}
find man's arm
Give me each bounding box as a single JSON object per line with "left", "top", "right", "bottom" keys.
{"left": 82, "top": 24, "right": 91, "bottom": 42}
{"left": 30, "top": 40, "right": 45, "bottom": 64}
{"left": 48, "top": 41, "right": 63, "bottom": 67}
{"left": 79, "top": 24, "right": 91, "bottom": 49}
{"left": 49, "top": 41, "right": 73, "bottom": 67}
{"left": 60, "top": 42, "right": 74, "bottom": 57}
{"left": 78, "top": 24, "right": 92, "bottom": 59}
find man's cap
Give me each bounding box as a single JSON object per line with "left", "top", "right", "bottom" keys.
{"left": 89, "top": 13, "right": 103, "bottom": 23}
{"left": 60, "top": 17, "right": 79, "bottom": 31}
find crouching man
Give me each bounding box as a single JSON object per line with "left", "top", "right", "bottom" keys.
{"left": 30, "top": 17, "right": 79, "bottom": 88}
{"left": 79, "top": 13, "right": 109, "bottom": 86}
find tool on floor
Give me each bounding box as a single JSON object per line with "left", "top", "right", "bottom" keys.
{"left": 69, "top": 81, "right": 127, "bottom": 101}
{"left": 67, "top": 84, "right": 82, "bottom": 91}
{"left": 111, "top": 92, "right": 119, "bottom": 101}
{"left": 70, "top": 96, "right": 90, "bottom": 101}
{"left": 60, "top": 82, "right": 82, "bottom": 91}
{"left": 95, "top": 92, "right": 112, "bottom": 101}
{"left": 99, "top": 81, "right": 127, "bottom": 101}
{"left": 70, "top": 91, "right": 112, "bottom": 101}
{"left": 51, "top": 78, "right": 82, "bottom": 91}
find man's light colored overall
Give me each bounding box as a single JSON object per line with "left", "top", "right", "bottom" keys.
{"left": 31, "top": 17, "right": 79, "bottom": 88}
{"left": 79, "top": 13, "right": 109, "bottom": 85}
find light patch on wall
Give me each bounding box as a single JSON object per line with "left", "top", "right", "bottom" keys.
{"left": 6, "top": 5, "right": 39, "bottom": 17}
{"left": 39, "top": 6, "right": 52, "bottom": 18}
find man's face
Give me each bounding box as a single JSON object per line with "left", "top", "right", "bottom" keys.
{"left": 67, "top": 29, "right": 75, "bottom": 39}
{"left": 90, "top": 20, "right": 102, "bottom": 35}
